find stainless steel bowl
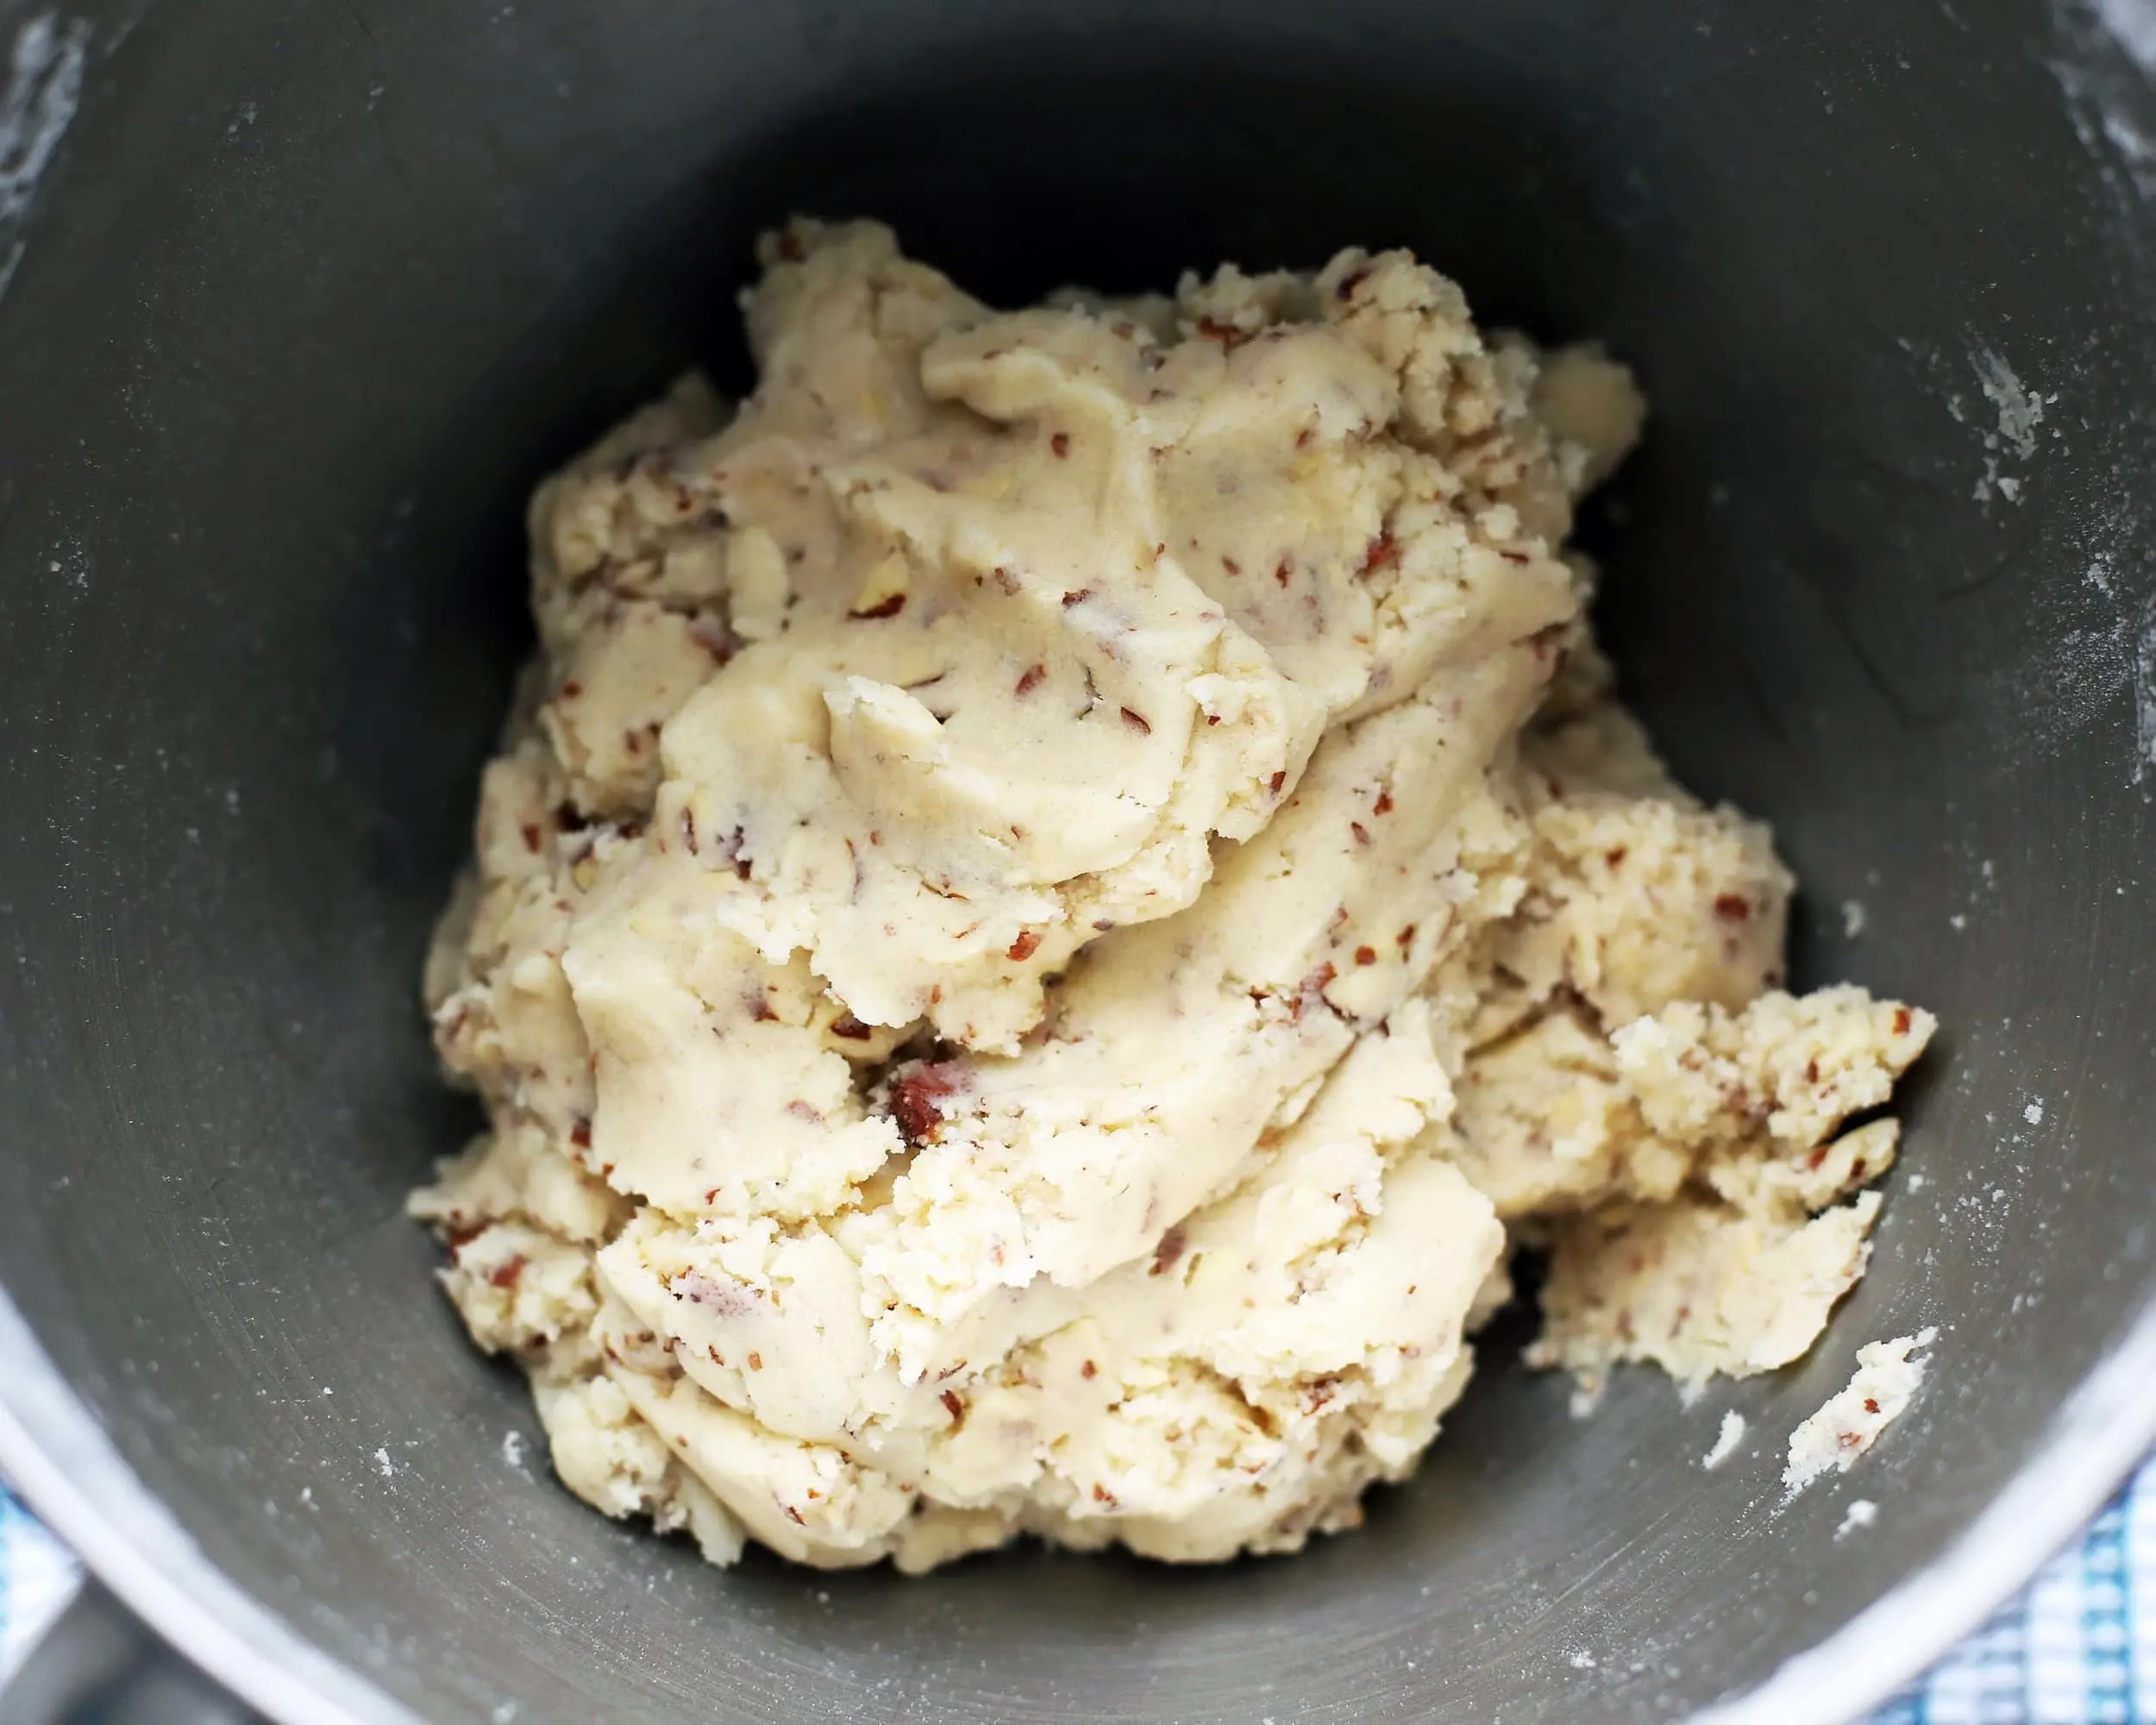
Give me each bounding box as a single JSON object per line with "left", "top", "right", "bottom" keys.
{"left": 3, "top": 2, "right": 2153, "bottom": 1720}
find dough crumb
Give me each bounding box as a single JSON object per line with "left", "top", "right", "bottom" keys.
{"left": 1702, "top": 1409, "right": 1746, "bottom": 1470}
{"left": 1783, "top": 1330, "right": 1936, "bottom": 1496}
{"left": 1835, "top": 1498, "right": 1879, "bottom": 1540}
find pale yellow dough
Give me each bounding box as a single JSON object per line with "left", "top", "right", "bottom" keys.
{"left": 411, "top": 220, "right": 1934, "bottom": 1571}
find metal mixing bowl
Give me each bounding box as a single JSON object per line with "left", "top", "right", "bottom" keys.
{"left": 3, "top": 2, "right": 2153, "bottom": 1721}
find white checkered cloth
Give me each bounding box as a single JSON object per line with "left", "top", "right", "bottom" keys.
{"left": 1, "top": 1471, "right": 2152, "bottom": 1716}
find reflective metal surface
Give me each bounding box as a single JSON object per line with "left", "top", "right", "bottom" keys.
{"left": 1, "top": 3, "right": 2153, "bottom": 1721}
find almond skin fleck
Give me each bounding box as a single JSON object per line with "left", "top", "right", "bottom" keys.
{"left": 1007, "top": 929, "right": 1042, "bottom": 962}
{"left": 890, "top": 1061, "right": 968, "bottom": 1146}
{"left": 1359, "top": 530, "right": 1399, "bottom": 574}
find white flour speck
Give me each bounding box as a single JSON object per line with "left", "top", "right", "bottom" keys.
{"left": 1949, "top": 913, "right": 1968, "bottom": 932}
{"left": 502, "top": 1430, "right": 525, "bottom": 1470}
{"left": 1840, "top": 899, "right": 1867, "bottom": 939}
{"left": 0, "top": 13, "right": 90, "bottom": 303}
{"left": 1702, "top": 1410, "right": 1747, "bottom": 1470}
{"left": 1966, "top": 349, "right": 2046, "bottom": 505}
{"left": 1568, "top": 1647, "right": 1598, "bottom": 1670}
{"left": 373, "top": 1446, "right": 394, "bottom": 1479}
{"left": 2091, "top": 0, "right": 2156, "bottom": 68}
{"left": 2024, "top": 1100, "right": 2045, "bottom": 1126}
{"left": 2105, "top": 108, "right": 2156, "bottom": 159}
{"left": 1975, "top": 351, "right": 2044, "bottom": 461}
{"left": 2134, "top": 603, "right": 2156, "bottom": 787}
{"left": 1836, "top": 1499, "right": 1880, "bottom": 1540}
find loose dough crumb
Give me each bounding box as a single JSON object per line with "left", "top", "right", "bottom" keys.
{"left": 412, "top": 220, "right": 1934, "bottom": 1572}
{"left": 1783, "top": 1330, "right": 1937, "bottom": 1496}
{"left": 1702, "top": 1409, "right": 1746, "bottom": 1470}
{"left": 1836, "top": 1498, "right": 1879, "bottom": 1539}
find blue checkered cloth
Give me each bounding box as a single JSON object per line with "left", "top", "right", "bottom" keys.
{"left": 1872, "top": 1470, "right": 2156, "bottom": 1725}
{"left": 0, "top": 1484, "right": 79, "bottom": 1683}
{"left": 2, "top": 1471, "right": 2153, "bottom": 1716}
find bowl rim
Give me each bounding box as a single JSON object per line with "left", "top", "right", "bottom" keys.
{"left": 4, "top": 1284, "right": 2155, "bottom": 1725}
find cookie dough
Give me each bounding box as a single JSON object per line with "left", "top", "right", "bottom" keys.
{"left": 413, "top": 220, "right": 1934, "bottom": 1571}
